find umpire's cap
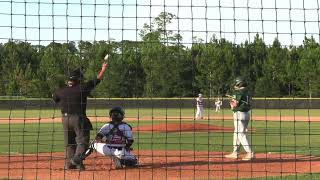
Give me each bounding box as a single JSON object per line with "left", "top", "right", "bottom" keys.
{"left": 109, "top": 106, "right": 125, "bottom": 117}
{"left": 69, "top": 68, "right": 84, "bottom": 81}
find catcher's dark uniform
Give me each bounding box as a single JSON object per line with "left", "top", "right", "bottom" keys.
{"left": 53, "top": 78, "right": 101, "bottom": 169}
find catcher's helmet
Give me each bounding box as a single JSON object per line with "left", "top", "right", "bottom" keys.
{"left": 69, "top": 68, "right": 84, "bottom": 81}
{"left": 109, "top": 106, "right": 125, "bottom": 123}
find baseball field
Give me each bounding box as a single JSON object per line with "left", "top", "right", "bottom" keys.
{"left": 0, "top": 108, "right": 320, "bottom": 180}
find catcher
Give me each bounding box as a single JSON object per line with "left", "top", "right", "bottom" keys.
{"left": 225, "top": 77, "right": 255, "bottom": 161}
{"left": 80, "top": 106, "right": 138, "bottom": 169}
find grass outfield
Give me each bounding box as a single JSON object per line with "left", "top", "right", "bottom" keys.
{"left": 239, "top": 173, "right": 320, "bottom": 180}
{"left": 0, "top": 119, "right": 319, "bottom": 156}
{"left": 1, "top": 108, "right": 320, "bottom": 118}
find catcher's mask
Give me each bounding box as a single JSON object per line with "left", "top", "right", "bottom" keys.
{"left": 109, "top": 106, "right": 125, "bottom": 123}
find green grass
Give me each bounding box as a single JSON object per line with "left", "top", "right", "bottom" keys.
{"left": 239, "top": 173, "right": 320, "bottom": 180}
{"left": 0, "top": 119, "right": 319, "bottom": 156}
{"left": 1, "top": 108, "right": 320, "bottom": 118}
{"left": 0, "top": 108, "right": 319, "bottom": 179}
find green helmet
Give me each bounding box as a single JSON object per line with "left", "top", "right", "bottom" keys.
{"left": 234, "top": 77, "right": 247, "bottom": 87}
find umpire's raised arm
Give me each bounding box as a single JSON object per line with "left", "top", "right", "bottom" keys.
{"left": 85, "top": 55, "right": 109, "bottom": 90}
{"left": 97, "top": 54, "right": 109, "bottom": 80}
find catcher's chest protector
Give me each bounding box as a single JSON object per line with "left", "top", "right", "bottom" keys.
{"left": 107, "top": 123, "right": 127, "bottom": 145}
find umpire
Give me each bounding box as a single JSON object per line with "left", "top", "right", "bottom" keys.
{"left": 53, "top": 55, "right": 108, "bottom": 170}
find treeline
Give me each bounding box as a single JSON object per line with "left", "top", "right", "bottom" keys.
{"left": 0, "top": 12, "right": 320, "bottom": 98}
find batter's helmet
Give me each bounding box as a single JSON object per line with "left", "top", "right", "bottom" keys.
{"left": 109, "top": 106, "right": 125, "bottom": 123}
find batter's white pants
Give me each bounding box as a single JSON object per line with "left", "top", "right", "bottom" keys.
{"left": 232, "top": 111, "right": 253, "bottom": 153}
{"left": 93, "top": 143, "right": 136, "bottom": 161}
{"left": 196, "top": 106, "right": 204, "bottom": 119}
{"left": 215, "top": 106, "right": 221, "bottom": 112}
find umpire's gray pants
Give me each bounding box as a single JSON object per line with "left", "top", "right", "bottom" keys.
{"left": 62, "top": 114, "right": 92, "bottom": 166}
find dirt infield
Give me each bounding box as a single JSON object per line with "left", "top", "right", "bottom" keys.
{"left": 1, "top": 151, "right": 320, "bottom": 180}
{"left": 133, "top": 123, "right": 235, "bottom": 132}
{"left": 1, "top": 115, "right": 320, "bottom": 124}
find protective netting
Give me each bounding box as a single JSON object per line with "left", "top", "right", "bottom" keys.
{"left": 1, "top": 0, "right": 320, "bottom": 179}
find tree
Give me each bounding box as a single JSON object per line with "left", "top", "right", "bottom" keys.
{"left": 244, "top": 34, "right": 267, "bottom": 94}
{"left": 139, "top": 12, "right": 189, "bottom": 97}
{"left": 2, "top": 41, "right": 41, "bottom": 96}
{"left": 0, "top": 43, "right": 4, "bottom": 95}
{"left": 38, "top": 42, "right": 79, "bottom": 96}
{"left": 194, "top": 38, "right": 235, "bottom": 97}
{"left": 298, "top": 37, "right": 320, "bottom": 97}
{"left": 101, "top": 41, "right": 145, "bottom": 97}
{"left": 254, "top": 38, "right": 289, "bottom": 97}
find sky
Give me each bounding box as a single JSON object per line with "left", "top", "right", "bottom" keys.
{"left": 0, "top": 0, "right": 320, "bottom": 46}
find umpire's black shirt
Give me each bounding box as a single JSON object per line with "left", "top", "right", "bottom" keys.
{"left": 53, "top": 79, "right": 101, "bottom": 115}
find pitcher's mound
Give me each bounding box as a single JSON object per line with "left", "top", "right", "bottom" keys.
{"left": 133, "top": 123, "right": 234, "bottom": 133}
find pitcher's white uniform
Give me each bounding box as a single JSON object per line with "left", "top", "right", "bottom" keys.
{"left": 232, "top": 111, "right": 252, "bottom": 153}
{"left": 225, "top": 77, "right": 255, "bottom": 161}
{"left": 93, "top": 122, "right": 136, "bottom": 162}
{"left": 195, "top": 94, "right": 204, "bottom": 119}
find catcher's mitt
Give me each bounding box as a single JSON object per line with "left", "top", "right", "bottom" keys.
{"left": 229, "top": 99, "right": 238, "bottom": 109}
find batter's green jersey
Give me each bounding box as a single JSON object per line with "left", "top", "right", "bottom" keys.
{"left": 231, "top": 87, "right": 251, "bottom": 112}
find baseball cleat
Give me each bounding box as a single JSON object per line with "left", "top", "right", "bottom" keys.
{"left": 113, "top": 157, "right": 123, "bottom": 169}
{"left": 64, "top": 164, "right": 77, "bottom": 170}
{"left": 242, "top": 152, "right": 255, "bottom": 161}
{"left": 70, "top": 158, "right": 85, "bottom": 171}
{"left": 76, "top": 164, "right": 86, "bottom": 171}
{"left": 224, "top": 152, "right": 239, "bottom": 159}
